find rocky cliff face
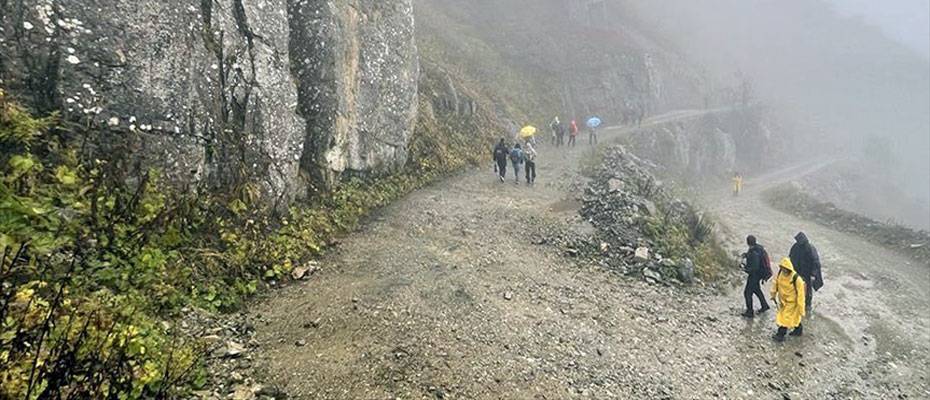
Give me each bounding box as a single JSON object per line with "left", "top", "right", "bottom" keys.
{"left": 0, "top": 0, "right": 418, "bottom": 202}
{"left": 622, "top": 108, "right": 781, "bottom": 180}
{"left": 290, "top": 1, "right": 418, "bottom": 190}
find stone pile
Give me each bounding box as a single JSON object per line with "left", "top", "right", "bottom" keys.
{"left": 581, "top": 146, "right": 700, "bottom": 284}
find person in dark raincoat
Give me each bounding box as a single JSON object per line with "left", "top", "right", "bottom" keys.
{"left": 789, "top": 232, "right": 823, "bottom": 314}
{"left": 492, "top": 138, "right": 509, "bottom": 183}
{"left": 509, "top": 143, "right": 525, "bottom": 185}
{"left": 568, "top": 120, "right": 579, "bottom": 147}
{"left": 741, "top": 235, "right": 770, "bottom": 318}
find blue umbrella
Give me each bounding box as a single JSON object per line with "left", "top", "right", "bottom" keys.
{"left": 586, "top": 117, "right": 602, "bottom": 128}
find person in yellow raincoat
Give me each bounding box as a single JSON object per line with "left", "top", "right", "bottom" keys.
{"left": 732, "top": 173, "right": 743, "bottom": 196}
{"left": 770, "top": 257, "right": 806, "bottom": 341}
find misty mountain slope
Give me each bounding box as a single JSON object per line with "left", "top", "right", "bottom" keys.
{"left": 416, "top": 0, "right": 714, "bottom": 122}
{"left": 622, "top": 0, "right": 930, "bottom": 223}
{"left": 415, "top": 0, "right": 785, "bottom": 181}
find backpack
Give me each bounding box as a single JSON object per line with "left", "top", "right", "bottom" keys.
{"left": 525, "top": 148, "right": 536, "bottom": 162}
{"left": 494, "top": 146, "right": 507, "bottom": 159}
{"left": 509, "top": 148, "right": 523, "bottom": 163}
{"left": 760, "top": 247, "right": 773, "bottom": 281}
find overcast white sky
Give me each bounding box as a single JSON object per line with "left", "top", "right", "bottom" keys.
{"left": 826, "top": 0, "right": 930, "bottom": 59}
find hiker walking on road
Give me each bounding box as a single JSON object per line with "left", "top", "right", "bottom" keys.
{"left": 524, "top": 141, "right": 537, "bottom": 184}
{"left": 492, "top": 138, "right": 509, "bottom": 183}
{"left": 588, "top": 126, "right": 598, "bottom": 145}
{"left": 741, "top": 235, "right": 771, "bottom": 318}
{"left": 568, "top": 119, "right": 579, "bottom": 147}
{"left": 732, "top": 173, "right": 743, "bottom": 196}
{"left": 789, "top": 232, "right": 823, "bottom": 314}
{"left": 771, "top": 257, "right": 806, "bottom": 342}
{"left": 509, "top": 143, "right": 525, "bottom": 185}
{"left": 555, "top": 118, "right": 567, "bottom": 147}
{"left": 549, "top": 117, "right": 560, "bottom": 146}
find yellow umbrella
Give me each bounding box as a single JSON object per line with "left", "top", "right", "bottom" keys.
{"left": 519, "top": 125, "right": 537, "bottom": 138}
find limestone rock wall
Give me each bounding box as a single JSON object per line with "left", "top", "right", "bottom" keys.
{"left": 623, "top": 108, "right": 780, "bottom": 180}
{"left": 0, "top": 0, "right": 419, "bottom": 202}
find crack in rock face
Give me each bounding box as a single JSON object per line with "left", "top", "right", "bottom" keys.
{"left": 0, "top": 0, "right": 419, "bottom": 203}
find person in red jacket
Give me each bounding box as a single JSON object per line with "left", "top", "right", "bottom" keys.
{"left": 568, "top": 119, "right": 579, "bottom": 147}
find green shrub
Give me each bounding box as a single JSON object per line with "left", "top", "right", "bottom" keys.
{"left": 1, "top": 89, "right": 201, "bottom": 398}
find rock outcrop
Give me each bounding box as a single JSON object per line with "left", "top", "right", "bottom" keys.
{"left": 623, "top": 108, "right": 780, "bottom": 180}
{"left": 0, "top": 0, "right": 418, "bottom": 202}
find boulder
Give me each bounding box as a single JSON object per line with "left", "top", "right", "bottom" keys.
{"left": 290, "top": 261, "right": 319, "bottom": 280}
{"left": 223, "top": 341, "right": 246, "bottom": 358}
{"left": 607, "top": 178, "right": 625, "bottom": 192}
{"left": 678, "top": 258, "right": 696, "bottom": 283}
{"left": 643, "top": 267, "right": 662, "bottom": 283}
{"left": 642, "top": 200, "right": 658, "bottom": 216}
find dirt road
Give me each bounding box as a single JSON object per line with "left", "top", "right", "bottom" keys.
{"left": 702, "top": 163, "right": 930, "bottom": 399}
{"left": 245, "top": 113, "right": 929, "bottom": 399}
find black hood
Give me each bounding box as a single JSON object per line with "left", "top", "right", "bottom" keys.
{"left": 795, "top": 232, "right": 809, "bottom": 245}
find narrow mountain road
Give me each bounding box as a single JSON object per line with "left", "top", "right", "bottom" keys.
{"left": 244, "top": 111, "right": 929, "bottom": 399}
{"left": 701, "top": 163, "right": 930, "bottom": 399}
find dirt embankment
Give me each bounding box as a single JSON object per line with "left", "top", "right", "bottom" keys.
{"left": 765, "top": 182, "right": 930, "bottom": 265}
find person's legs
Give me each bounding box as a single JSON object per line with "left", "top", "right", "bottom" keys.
{"left": 773, "top": 326, "right": 788, "bottom": 342}
{"left": 790, "top": 323, "right": 803, "bottom": 336}
{"left": 743, "top": 277, "right": 755, "bottom": 316}
{"left": 755, "top": 282, "right": 769, "bottom": 312}
{"left": 752, "top": 280, "right": 769, "bottom": 311}
{"left": 525, "top": 161, "right": 535, "bottom": 183}
{"left": 497, "top": 160, "right": 507, "bottom": 181}
{"left": 513, "top": 163, "right": 521, "bottom": 183}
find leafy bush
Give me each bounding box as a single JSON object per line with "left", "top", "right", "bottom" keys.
{"left": 1, "top": 89, "right": 202, "bottom": 398}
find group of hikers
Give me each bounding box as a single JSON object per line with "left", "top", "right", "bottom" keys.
{"left": 547, "top": 116, "right": 599, "bottom": 147}
{"left": 742, "top": 232, "right": 824, "bottom": 342}
{"left": 492, "top": 138, "right": 537, "bottom": 185}
{"left": 491, "top": 114, "right": 600, "bottom": 185}
{"left": 494, "top": 113, "right": 825, "bottom": 344}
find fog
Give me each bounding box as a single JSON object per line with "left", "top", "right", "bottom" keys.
{"left": 623, "top": 0, "right": 930, "bottom": 228}
{"left": 827, "top": 0, "right": 930, "bottom": 60}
